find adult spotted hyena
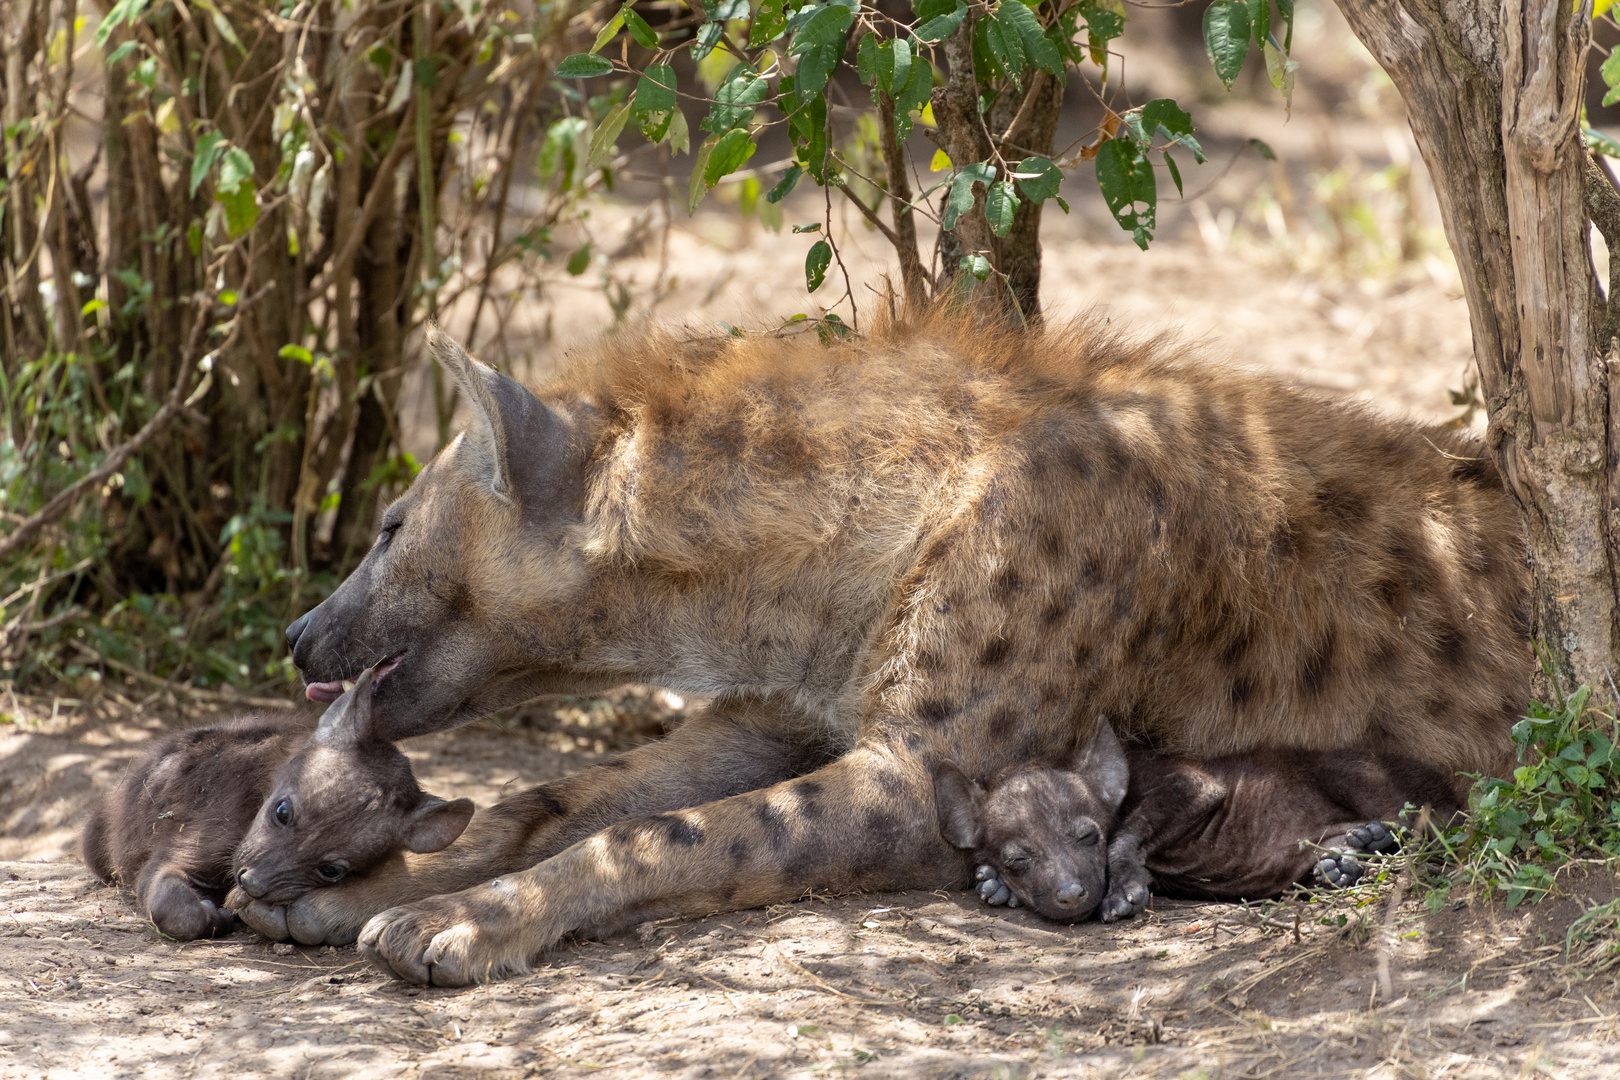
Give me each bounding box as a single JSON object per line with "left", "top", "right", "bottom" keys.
{"left": 239, "top": 314, "right": 1529, "bottom": 984}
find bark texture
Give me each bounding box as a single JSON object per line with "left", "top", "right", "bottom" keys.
{"left": 1334, "top": 0, "right": 1619, "bottom": 699}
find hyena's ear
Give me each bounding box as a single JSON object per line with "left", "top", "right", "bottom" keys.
{"left": 313, "top": 654, "right": 397, "bottom": 745}
{"left": 427, "top": 323, "right": 512, "bottom": 499}
{"left": 932, "top": 761, "right": 986, "bottom": 850}
{"left": 403, "top": 796, "right": 475, "bottom": 853}
{"left": 1070, "top": 717, "right": 1130, "bottom": 814}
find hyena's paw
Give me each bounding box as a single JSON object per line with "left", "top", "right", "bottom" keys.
{"left": 1312, "top": 852, "right": 1365, "bottom": 889}
{"left": 974, "top": 865, "right": 1020, "bottom": 909}
{"left": 358, "top": 881, "right": 534, "bottom": 987}
{"left": 1346, "top": 821, "right": 1400, "bottom": 856}
{"left": 1099, "top": 877, "right": 1151, "bottom": 923}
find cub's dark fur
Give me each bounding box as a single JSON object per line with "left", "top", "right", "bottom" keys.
{"left": 934, "top": 720, "right": 1461, "bottom": 923}
{"left": 82, "top": 661, "right": 472, "bottom": 941}
{"left": 81, "top": 716, "right": 310, "bottom": 940}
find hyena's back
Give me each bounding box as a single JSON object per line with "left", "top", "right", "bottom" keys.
{"left": 576, "top": 317, "right": 1529, "bottom": 778}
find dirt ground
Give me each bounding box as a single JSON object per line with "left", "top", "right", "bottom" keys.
{"left": 4, "top": 686, "right": 1620, "bottom": 1080}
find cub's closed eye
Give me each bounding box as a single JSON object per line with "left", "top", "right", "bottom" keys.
{"left": 273, "top": 800, "right": 291, "bottom": 826}
{"left": 316, "top": 864, "right": 345, "bottom": 883}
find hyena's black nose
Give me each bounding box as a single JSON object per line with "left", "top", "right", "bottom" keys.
{"left": 285, "top": 610, "right": 313, "bottom": 658}
{"left": 236, "top": 866, "right": 266, "bottom": 898}
{"left": 1054, "top": 882, "right": 1086, "bottom": 907}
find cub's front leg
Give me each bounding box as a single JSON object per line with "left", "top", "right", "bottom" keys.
{"left": 230, "top": 703, "right": 818, "bottom": 945}
{"left": 357, "top": 746, "right": 961, "bottom": 985}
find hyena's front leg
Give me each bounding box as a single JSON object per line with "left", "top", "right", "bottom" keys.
{"left": 358, "top": 743, "right": 961, "bottom": 985}
{"left": 231, "top": 699, "right": 825, "bottom": 945}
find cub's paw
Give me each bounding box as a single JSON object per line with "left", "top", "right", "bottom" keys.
{"left": 226, "top": 885, "right": 364, "bottom": 946}
{"left": 1346, "top": 821, "right": 1400, "bottom": 856}
{"left": 1099, "top": 880, "right": 1150, "bottom": 923}
{"left": 1313, "top": 851, "right": 1365, "bottom": 889}
{"left": 359, "top": 881, "right": 534, "bottom": 987}
{"left": 974, "top": 865, "right": 1020, "bottom": 909}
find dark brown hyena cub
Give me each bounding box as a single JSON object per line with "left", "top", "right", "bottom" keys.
{"left": 933, "top": 720, "right": 1462, "bottom": 924}
{"left": 81, "top": 659, "right": 474, "bottom": 940}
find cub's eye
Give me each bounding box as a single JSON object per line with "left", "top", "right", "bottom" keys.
{"left": 316, "top": 863, "right": 345, "bottom": 883}
{"left": 1069, "top": 822, "right": 1098, "bottom": 844}
{"left": 377, "top": 520, "right": 402, "bottom": 547}
{"left": 273, "top": 800, "right": 292, "bottom": 826}
{"left": 1002, "top": 852, "right": 1033, "bottom": 872}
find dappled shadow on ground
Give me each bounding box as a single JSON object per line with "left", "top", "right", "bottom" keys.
{"left": 3, "top": 688, "right": 1618, "bottom": 1079}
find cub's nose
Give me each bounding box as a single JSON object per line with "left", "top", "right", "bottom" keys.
{"left": 285, "top": 610, "right": 313, "bottom": 657}
{"left": 236, "top": 866, "right": 267, "bottom": 899}
{"left": 1053, "top": 882, "right": 1086, "bottom": 908}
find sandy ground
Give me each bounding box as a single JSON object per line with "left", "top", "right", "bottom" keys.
{"left": 3, "top": 691, "right": 1619, "bottom": 1080}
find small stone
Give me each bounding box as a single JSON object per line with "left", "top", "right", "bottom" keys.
{"left": 272, "top": 942, "right": 295, "bottom": 956}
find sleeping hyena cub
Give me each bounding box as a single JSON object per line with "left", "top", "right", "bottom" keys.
{"left": 932, "top": 720, "right": 1461, "bottom": 924}
{"left": 81, "top": 659, "right": 473, "bottom": 940}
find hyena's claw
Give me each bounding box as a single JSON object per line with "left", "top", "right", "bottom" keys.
{"left": 974, "top": 864, "right": 997, "bottom": 883}
{"left": 1099, "top": 880, "right": 1150, "bottom": 923}
{"left": 359, "top": 907, "right": 435, "bottom": 984}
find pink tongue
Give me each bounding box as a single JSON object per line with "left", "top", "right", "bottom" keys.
{"left": 305, "top": 681, "right": 345, "bottom": 704}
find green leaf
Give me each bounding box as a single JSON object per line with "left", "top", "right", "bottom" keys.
{"left": 95, "top": 0, "right": 153, "bottom": 47}
{"left": 791, "top": 222, "right": 822, "bottom": 233}
{"left": 704, "top": 66, "right": 768, "bottom": 133}
{"left": 633, "top": 65, "right": 677, "bottom": 141}
{"left": 190, "top": 131, "right": 228, "bottom": 197}
{"left": 1202, "top": 0, "right": 1250, "bottom": 90}
{"left": 794, "top": 41, "right": 842, "bottom": 98}
{"left": 591, "top": 9, "right": 627, "bottom": 54}
{"left": 1080, "top": 0, "right": 1124, "bottom": 44}
{"left": 1141, "top": 98, "right": 1205, "bottom": 163}
{"left": 886, "top": 37, "right": 912, "bottom": 96}
{"left": 982, "top": 13, "right": 1024, "bottom": 79}
{"left": 689, "top": 136, "right": 719, "bottom": 213}
{"left": 942, "top": 162, "right": 995, "bottom": 232}
{"left": 750, "top": 0, "right": 788, "bottom": 46}
{"left": 104, "top": 40, "right": 140, "bottom": 65}
{"left": 893, "top": 49, "right": 932, "bottom": 141}
{"left": 278, "top": 344, "right": 314, "bottom": 363}
{"left": 995, "top": 0, "right": 1063, "bottom": 77}
{"left": 787, "top": 92, "right": 829, "bottom": 181}
{"left": 857, "top": 32, "right": 880, "bottom": 85}
{"left": 959, "top": 253, "right": 991, "bottom": 280}
{"left": 1163, "top": 152, "right": 1183, "bottom": 196}
{"left": 217, "top": 148, "right": 254, "bottom": 194}
{"left": 690, "top": 20, "right": 723, "bottom": 62}
{"left": 789, "top": 5, "right": 854, "bottom": 55}
{"left": 985, "top": 179, "right": 1017, "bottom": 237}
{"left": 767, "top": 163, "right": 804, "bottom": 203}
{"left": 1248, "top": 137, "right": 1276, "bottom": 161}
{"left": 624, "top": 9, "right": 660, "bottom": 49}
{"left": 704, "top": 128, "right": 757, "bottom": 186}
{"left": 81, "top": 298, "right": 108, "bottom": 316}
{"left": 1246, "top": 0, "right": 1269, "bottom": 51}
{"left": 566, "top": 242, "right": 592, "bottom": 275}
{"left": 1095, "top": 136, "right": 1155, "bottom": 249}
{"left": 557, "top": 53, "right": 614, "bottom": 79}
{"left": 805, "top": 239, "right": 832, "bottom": 292}
{"left": 913, "top": 1, "right": 967, "bottom": 45}
{"left": 1012, "top": 156, "right": 1062, "bottom": 202}
{"left": 587, "top": 101, "right": 632, "bottom": 169}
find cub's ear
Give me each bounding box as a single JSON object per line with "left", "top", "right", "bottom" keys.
{"left": 1071, "top": 717, "right": 1130, "bottom": 814}
{"left": 427, "top": 323, "right": 512, "bottom": 499}
{"left": 403, "top": 796, "right": 476, "bottom": 854}
{"left": 932, "top": 761, "right": 987, "bottom": 851}
{"left": 312, "top": 655, "right": 393, "bottom": 746}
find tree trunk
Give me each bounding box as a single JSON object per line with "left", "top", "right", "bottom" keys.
{"left": 1334, "top": 0, "right": 1619, "bottom": 700}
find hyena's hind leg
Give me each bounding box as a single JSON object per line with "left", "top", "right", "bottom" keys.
{"left": 138, "top": 861, "right": 237, "bottom": 940}
{"left": 1311, "top": 821, "right": 1406, "bottom": 889}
